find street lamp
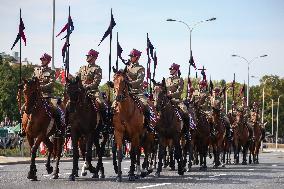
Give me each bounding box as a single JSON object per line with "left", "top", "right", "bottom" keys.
{"left": 231, "top": 54, "right": 268, "bottom": 107}
{"left": 276, "top": 95, "right": 282, "bottom": 149}
{"left": 167, "top": 17, "right": 216, "bottom": 98}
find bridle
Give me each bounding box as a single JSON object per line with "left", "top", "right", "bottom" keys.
{"left": 114, "top": 75, "right": 128, "bottom": 102}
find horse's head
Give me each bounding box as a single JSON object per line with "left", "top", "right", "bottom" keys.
{"left": 152, "top": 78, "right": 168, "bottom": 111}
{"left": 236, "top": 109, "right": 244, "bottom": 123}
{"left": 113, "top": 67, "right": 129, "bottom": 102}
{"left": 66, "top": 76, "right": 83, "bottom": 110}
{"left": 23, "top": 77, "right": 41, "bottom": 114}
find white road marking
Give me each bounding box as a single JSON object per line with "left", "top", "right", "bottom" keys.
{"left": 248, "top": 169, "right": 254, "bottom": 171}
{"left": 136, "top": 183, "right": 171, "bottom": 189}
{"left": 123, "top": 168, "right": 129, "bottom": 170}
{"left": 0, "top": 165, "right": 4, "bottom": 168}
{"left": 272, "top": 164, "right": 278, "bottom": 167}
{"left": 209, "top": 173, "right": 227, "bottom": 177}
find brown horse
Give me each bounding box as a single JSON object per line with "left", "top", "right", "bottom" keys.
{"left": 112, "top": 68, "right": 145, "bottom": 182}
{"left": 65, "top": 77, "right": 101, "bottom": 181}
{"left": 249, "top": 112, "right": 263, "bottom": 164}
{"left": 152, "top": 78, "right": 185, "bottom": 177}
{"left": 192, "top": 99, "right": 211, "bottom": 170}
{"left": 232, "top": 110, "right": 250, "bottom": 165}
{"left": 210, "top": 108, "right": 226, "bottom": 168}
{"left": 21, "top": 77, "right": 63, "bottom": 180}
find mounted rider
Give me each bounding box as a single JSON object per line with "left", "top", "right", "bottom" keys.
{"left": 32, "top": 53, "right": 63, "bottom": 137}
{"left": 250, "top": 101, "right": 266, "bottom": 141}
{"left": 165, "top": 63, "right": 192, "bottom": 140}
{"left": 197, "top": 80, "right": 211, "bottom": 113}
{"left": 76, "top": 49, "right": 109, "bottom": 130}
{"left": 238, "top": 97, "right": 254, "bottom": 140}
{"left": 210, "top": 87, "right": 232, "bottom": 140}
{"left": 124, "top": 48, "right": 156, "bottom": 131}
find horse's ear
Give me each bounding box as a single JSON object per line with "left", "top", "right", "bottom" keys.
{"left": 123, "top": 66, "right": 127, "bottom": 74}
{"left": 75, "top": 76, "right": 80, "bottom": 83}
{"left": 162, "top": 77, "right": 166, "bottom": 86}
{"left": 151, "top": 79, "right": 157, "bottom": 86}
{"left": 23, "top": 78, "right": 28, "bottom": 84}
{"left": 112, "top": 66, "right": 118, "bottom": 74}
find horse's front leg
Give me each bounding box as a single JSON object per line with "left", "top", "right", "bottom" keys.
{"left": 69, "top": 131, "right": 79, "bottom": 181}
{"left": 114, "top": 131, "right": 123, "bottom": 182}
{"left": 155, "top": 141, "right": 165, "bottom": 177}
{"left": 52, "top": 137, "right": 63, "bottom": 179}
{"left": 43, "top": 138, "right": 54, "bottom": 175}
{"left": 27, "top": 137, "right": 42, "bottom": 181}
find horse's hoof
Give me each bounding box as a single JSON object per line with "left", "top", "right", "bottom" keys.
{"left": 135, "top": 174, "right": 140, "bottom": 179}
{"left": 221, "top": 164, "right": 226, "bottom": 168}
{"left": 170, "top": 167, "right": 175, "bottom": 171}
{"left": 178, "top": 170, "right": 184, "bottom": 176}
{"left": 154, "top": 172, "right": 160, "bottom": 177}
{"left": 46, "top": 166, "right": 53, "bottom": 174}
{"left": 140, "top": 171, "right": 147, "bottom": 178}
{"left": 75, "top": 173, "right": 79, "bottom": 177}
{"left": 128, "top": 175, "right": 135, "bottom": 181}
{"left": 52, "top": 174, "right": 59, "bottom": 179}
{"left": 30, "top": 176, "right": 38, "bottom": 181}
{"left": 69, "top": 174, "right": 75, "bottom": 181}
{"left": 242, "top": 162, "right": 247, "bottom": 165}
{"left": 213, "top": 165, "right": 218, "bottom": 169}
{"left": 99, "top": 174, "right": 105, "bottom": 179}
{"left": 116, "top": 176, "right": 122, "bottom": 182}
{"left": 92, "top": 173, "right": 99, "bottom": 178}
{"left": 81, "top": 171, "right": 87, "bottom": 177}
{"left": 187, "top": 168, "right": 191, "bottom": 172}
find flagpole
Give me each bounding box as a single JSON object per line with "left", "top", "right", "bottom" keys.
{"left": 232, "top": 73, "right": 235, "bottom": 112}
{"left": 19, "top": 8, "right": 24, "bottom": 157}
{"left": 146, "top": 33, "right": 150, "bottom": 94}
{"left": 116, "top": 32, "right": 118, "bottom": 70}
{"left": 51, "top": 0, "right": 55, "bottom": 70}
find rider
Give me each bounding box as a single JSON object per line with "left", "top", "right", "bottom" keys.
{"left": 210, "top": 87, "right": 232, "bottom": 140}
{"left": 76, "top": 49, "right": 109, "bottom": 130}
{"left": 197, "top": 80, "right": 211, "bottom": 113}
{"left": 238, "top": 97, "right": 254, "bottom": 141}
{"left": 124, "top": 48, "right": 154, "bottom": 132}
{"left": 250, "top": 101, "right": 266, "bottom": 141}
{"left": 166, "top": 63, "right": 191, "bottom": 140}
{"left": 33, "top": 53, "right": 62, "bottom": 137}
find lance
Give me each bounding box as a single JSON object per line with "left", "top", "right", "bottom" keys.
{"left": 19, "top": 9, "right": 23, "bottom": 157}
{"left": 232, "top": 73, "right": 235, "bottom": 112}
{"left": 146, "top": 33, "right": 151, "bottom": 94}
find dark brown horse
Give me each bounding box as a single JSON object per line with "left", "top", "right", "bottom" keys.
{"left": 210, "top": 108, "right": 226, "bottom": 168}
{"left": 192, "top": 99, "right": 211, "bottom": 170}
{"left": 66, "top": 77, "right": 101, "bottom": 181}
{"left": 232, "top": 110, "right": 250, "bottom": 165}
{"left": 112, "top": 69, "right": 145, "bottom": 182}
{"left": 152, "top": 78, "right": 185, "bottom": 177}
{"left": 21, "top": 77, "right": 63, "bottom": 180}
{"left": 249, "top": 112, "right": 263, "bottom": 164}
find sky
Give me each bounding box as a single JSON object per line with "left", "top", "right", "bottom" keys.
{"left": 0, "top": 0, "right": 284, "bottom": 86}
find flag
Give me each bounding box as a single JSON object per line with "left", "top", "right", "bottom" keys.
{"left": 11, "top": 17, "right": 26, "bottom": 50}
{"left": 98, "top": 11, "right": 116, "bottom": 46}
{"left": 147, "top": 67, "right": 151, "bottom": 80}
{"left": 147, "top": 35, "right": 155, "bottom": 60}
{"left": 153, "top": 51, "right": 157, "bottom": 67}
{"left": 117, "top": 40, "right": 126, "bottom": 63}
{"left": 61, "top": 41, "right": 69, "bottom": 63}
{"left": 209, "top": 79, "right": 214, "bottom": 95}
{"left": 187, "top": 77, "right": 192, "bottom": 96}
{"left": 56, "top": 16, "right": 74, "bottom": 39}
{"left": 189, "top": 50, "right": 196, "bottom": 69}
{"left": 239, "top": 83, "right": 245, "bottom": 97}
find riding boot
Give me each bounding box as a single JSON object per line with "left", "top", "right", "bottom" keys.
{"left": 100, "top": 105, "right": 110, "bottom": 134}
{"left": 261, "top": 127, "right": 266, "bottom": 141}
{"left": 54, "top": 109, "right": 62, "bottom": 138}
{"left": 144, "top": 108, "right": 154, "bottom": 133}
{"left": 210, "top": 122, "right": 216, "bottom": 138}
{"left": 223, "top": 118, "right": 232, "bottom": 141}
{"left": 247, "top": 124, "right": 255, "bottom": 142}
{"left": 182, "top": 114, "right": 191, "bottom": 141}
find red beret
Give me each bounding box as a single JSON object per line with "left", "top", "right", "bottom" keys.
{"left": 199, "top": 80, "right": 208, "bottom": 88}
{"left": 86, "top": 49, "right": 99, "bottom": 58}
{"left": 40, "top": 53, "right": 52, "bottom": 62}
{"left": 169, "top": 63, "right": 180, "bottom": 71}
{"left": 129, "top": 49, "right": 142, "bottom": 57}
{"left": 214, "top": 87, "right": 220, "bottom": 93}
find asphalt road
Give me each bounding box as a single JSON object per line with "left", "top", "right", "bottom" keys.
{"left": 0, "top": 152, "right": 284, "bottom": 189}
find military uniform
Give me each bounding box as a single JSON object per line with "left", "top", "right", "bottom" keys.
{"left": 166, "top": 75, "right": 188, "bottom": 114}
{"left": 238, "top": 101, "right": 254, "bottom": 140}
{"left": 77, "top": 63, "right": 105, "bottom": 106}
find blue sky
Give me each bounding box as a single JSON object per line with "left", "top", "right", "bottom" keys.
{"left": 0, "top": 0, "right": 283, "bottom": 85}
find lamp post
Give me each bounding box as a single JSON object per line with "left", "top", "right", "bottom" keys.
{"left": 272, "top": 99, "right": 274, "bottom": 142}
{"left": 51, "top": 0, "right": 55, "bottom": 70}
{"left": 167, "top": 17, "right": 216, "bottom": 98}
{"left": 276, "top": 95, "right": 282, "bottom": 149}
{"left": 232, "top": 54, "right": 268, "bottom": 107}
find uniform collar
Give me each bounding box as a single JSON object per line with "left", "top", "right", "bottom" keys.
{"left": 130, "top": 62, "right": 139, "bottom": 67}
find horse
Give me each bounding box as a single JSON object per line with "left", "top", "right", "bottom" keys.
{"left": 111, "top": 68, "right": 145, "bottom": 182}
{"left": 210, "top": 107, "right": 226, "bottom": 168}
{"left": 249, "top": 112, "right": 263, "bottom": 164}
{"left": 232, "top": 110, "right": 250, "bottom": 165}
{"left": 192, "top": 99, "right": 211, "bottom": 170}
{"left": 152, "top": 78, "right": 185, "bottom": 177}
{"left": 21, "top": 77, "right": 64, "bottom": 180}
{"left": 65, "top": 76, "right": 102, "bottom": 181}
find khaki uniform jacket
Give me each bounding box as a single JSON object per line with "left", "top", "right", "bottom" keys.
{"left": 77, "top": 64, "right": 102, "bottom": 96}
{"left": 126, "top": 62, "right": 145, "bottom": 95}
{"left": 197, "top": 90, "right": 211, "bottom": 111}
{"left": 33, "top": 66, "right": 55, "bottom": 98}
{"left": 166, "top": 76, "right": 184, "bottom": 101}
